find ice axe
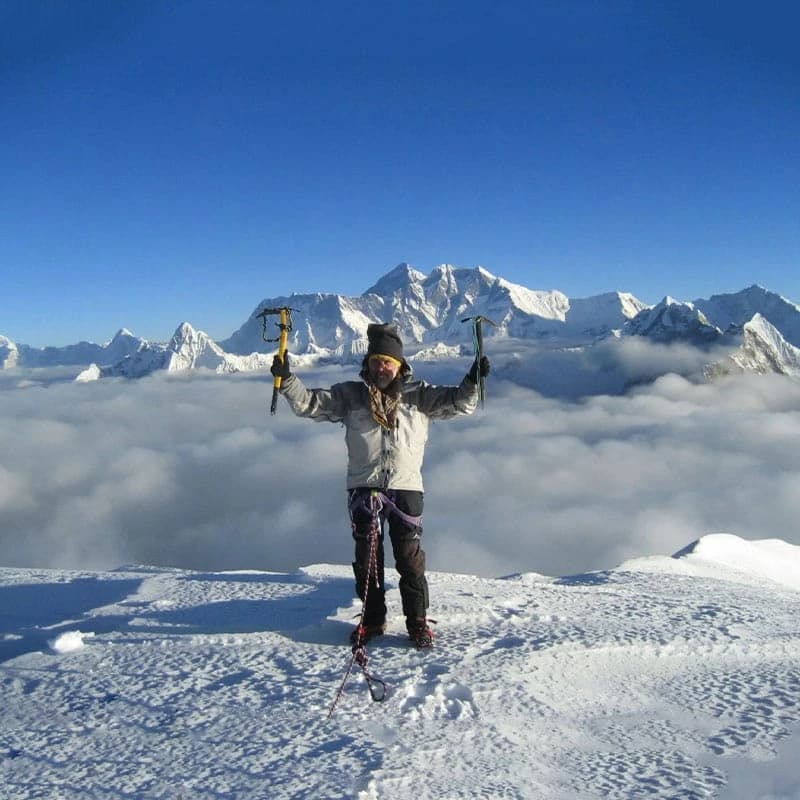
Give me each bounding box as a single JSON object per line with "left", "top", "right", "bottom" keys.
{"left": 257, "top": 306, "right": 295, "bottom": 415}
{"left": 462, "top": 315, "right": 497, "bottom": 407}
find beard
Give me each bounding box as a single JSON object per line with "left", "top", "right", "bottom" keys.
{"left": 373, "top": 373, "right": 394, "bottom": 390}
{"left": 371, "top": 372, "right": 404, "bottom": 397}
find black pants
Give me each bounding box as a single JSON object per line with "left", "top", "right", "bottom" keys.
{"left": 350, "top": 488, "right": 428, "bottom": 625}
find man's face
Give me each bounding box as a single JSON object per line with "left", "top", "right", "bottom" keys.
{"left": 368, "top": 356, "right": 400, "bottom": 389}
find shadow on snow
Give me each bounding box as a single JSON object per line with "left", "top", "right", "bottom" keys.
{"left": 0, "top": 577, "right": 145, "bottom": 663}
{"left": 0, "top": 571, "right": 359, "bottom": 662}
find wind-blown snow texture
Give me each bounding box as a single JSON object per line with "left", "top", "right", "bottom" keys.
{"left": 2, "top": 535, "right": 799, "bottom": 799}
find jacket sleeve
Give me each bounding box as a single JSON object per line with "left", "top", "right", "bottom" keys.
{"left": 412, "top": 373, "right": 479, "bottom": 419}
{"left": 279, "top": 374, "right": 349, "bottom": 423}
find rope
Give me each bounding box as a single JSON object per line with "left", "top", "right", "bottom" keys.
{"left": 349, "top": 489, "right": 423, "bottom": 530}
{"left": 327, "top": 491, "right": 388, "bottom": 719}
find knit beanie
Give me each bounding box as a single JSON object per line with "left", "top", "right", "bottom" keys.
{"left": 366, "top": 323, "right": 404, "bottom": 363}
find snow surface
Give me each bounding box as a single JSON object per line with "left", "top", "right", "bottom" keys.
{"left": 2, "top": 534, "right": 799, "bottom": 799}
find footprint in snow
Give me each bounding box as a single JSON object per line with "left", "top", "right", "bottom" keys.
{"left": 399, "top": 662, "right": 478, "bottom": 720}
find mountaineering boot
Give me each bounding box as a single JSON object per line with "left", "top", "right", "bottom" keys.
{"left": 350, "top": 621, "right": 387, "bottom": 647}
{"left": 406, "top": 617, "right": 434, "bottom": 649}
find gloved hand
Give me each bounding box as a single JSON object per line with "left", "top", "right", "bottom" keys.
{"left": 468, "top": 355, "right": 490, "bottom": 384}
{"left": 271, "top": 353, "right": 291, "bottom": 380}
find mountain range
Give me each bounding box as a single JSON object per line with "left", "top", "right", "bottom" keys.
{"left": 3, "top": 264, "right": 800, "bottom": 383}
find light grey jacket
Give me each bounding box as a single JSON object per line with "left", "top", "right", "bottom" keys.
{"left": 279, "top": 371, "right": 479, "bottom": 491}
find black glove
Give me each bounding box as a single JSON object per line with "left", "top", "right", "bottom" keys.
{"left": 271, "top": 353, "right": 291, "bottom": 380}
{"left": 468, "top": 355, "right": 490, "bottom": 384}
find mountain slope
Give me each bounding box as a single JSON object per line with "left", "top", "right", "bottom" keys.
{"left": 1, "top": 534, "right": 799, "bottom": 799}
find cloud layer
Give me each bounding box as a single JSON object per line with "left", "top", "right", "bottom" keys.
{"left": 2, "top": 355, "right": 799, "bottom": 579}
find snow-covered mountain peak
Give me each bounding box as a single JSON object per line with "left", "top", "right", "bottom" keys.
{"left": 364, "top": 262, "right": 427, "bottom": 296}
{"left": 0, "top": 334, "right": 19, "bottom": 369}
{"left": 626, "top": 296, "right": 722, "bottom": 346}
{"left": 617, "top": 291, "right": 650, "bottom": 319}
{"left": 704, "top": 312, "right": 800, "bottom": 379}
{"left": 733, "top": 314, "right": 800, "bottom": 375}
{"left": 746, "top": 311, "right": 776, "bottom": 337}
{"left": 695, "top": 285, "right": 800, "bottom": 347}
{"left": 169, "top": 321, "right": 203, "bottom": 347}
{"left": 494, "top": 277, "right": 569, "bottom": 320}
{"left": 106, "top": 328, "right": 136, "bottom": 345}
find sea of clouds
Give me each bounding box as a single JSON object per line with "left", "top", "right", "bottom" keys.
{"left": 2, "top": 340, "right": 799, "bottom": 578}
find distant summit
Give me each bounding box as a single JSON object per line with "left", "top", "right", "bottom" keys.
{"left": 624, "top": 297, "right": 723, "bottom": 347}
{"left": 363, "top": 262, "right": 427, "bottom": 296}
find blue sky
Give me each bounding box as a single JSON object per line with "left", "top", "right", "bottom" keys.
{"left": 2, "top": 1, "right": 798, "bottom": 347}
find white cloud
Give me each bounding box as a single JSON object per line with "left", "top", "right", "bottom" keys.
{"left": 1, "top": 363, "right": 799, "bottom": 579}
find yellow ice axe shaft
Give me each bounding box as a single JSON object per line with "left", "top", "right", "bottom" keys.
{"left": 271, "top": 307, "right": 290, "bottom": 414}
{"left": 257, "top": 306, "right": 294, "bottom": 416}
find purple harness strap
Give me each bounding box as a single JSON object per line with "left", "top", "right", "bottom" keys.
{"left": 348, "top": 490, "right": 423, "bottom": 529}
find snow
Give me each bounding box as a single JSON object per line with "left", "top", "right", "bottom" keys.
{"left": 48, "top": 630, "right": 94, "bottom": 654}
{"left": 676, "top": 534, "right": 800, "bottom": 590}
{"left": 2, "top": 534, "right": 799, "bottom": 799}
{"left": 621, "top": 533, "right": 800, "bottom": 592}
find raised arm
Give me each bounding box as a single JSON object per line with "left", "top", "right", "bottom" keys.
{"left": 272, "top": 354, "right": 349, "bottom": 422}
{"left": 410, "top": 357, "right": 490, "bottom": 419}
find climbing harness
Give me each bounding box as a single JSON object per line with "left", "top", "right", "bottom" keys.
{"left": 348, "top": 489, "right": 423, "bottom": 532}
{"left": 462, "top": 314, "right": 497, "bottom": 407}
{"left": 257, "top": 306, "right": 295, "bottom": 415}
{"left": 327, "top": 491, "right": 389, "bottom": 719}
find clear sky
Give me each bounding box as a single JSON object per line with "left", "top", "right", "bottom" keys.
{"left": 2, "top": 1, "right": 798, "bottom": 347}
